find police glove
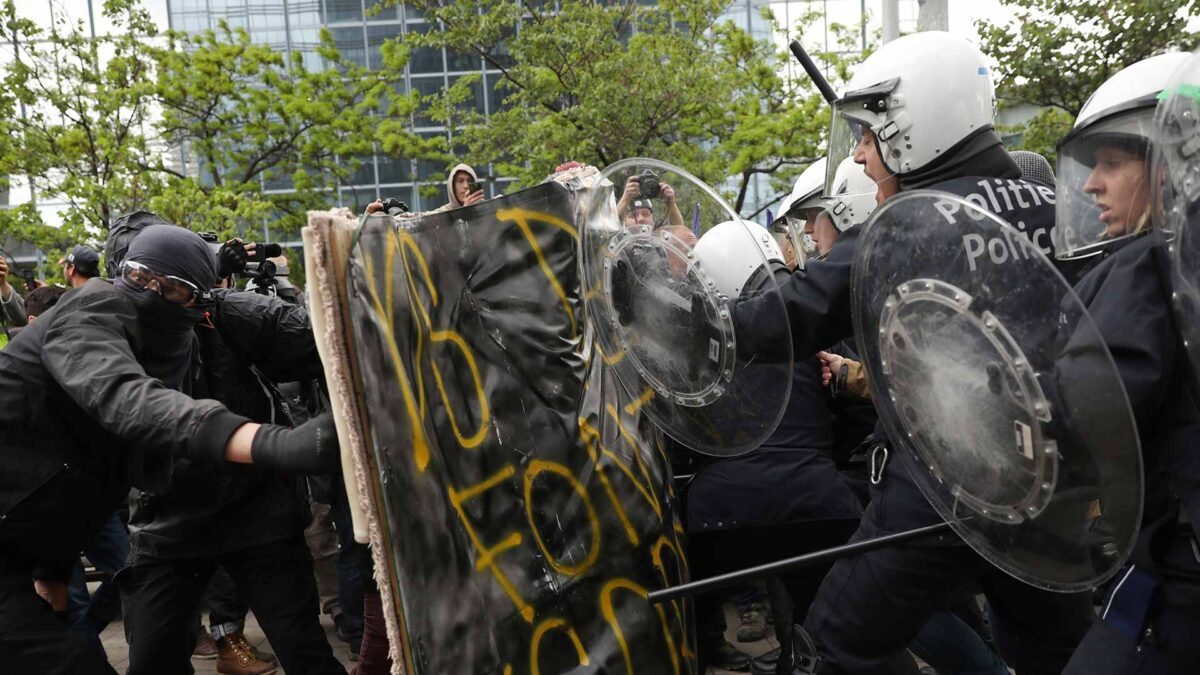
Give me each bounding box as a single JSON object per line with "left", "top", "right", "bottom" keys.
{"left": 251, "top": 412, "right": 341, "bottom": 473}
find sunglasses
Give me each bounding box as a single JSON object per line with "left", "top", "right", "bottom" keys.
{"left": 120, "top": 260, "right": 211, "bottom": 305}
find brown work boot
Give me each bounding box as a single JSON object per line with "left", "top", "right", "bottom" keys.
{"left": 216, "top": 631, "right": 278, "bottom": 675}
{"left": 192, "top": 629, "right": 219, "bottom": 660}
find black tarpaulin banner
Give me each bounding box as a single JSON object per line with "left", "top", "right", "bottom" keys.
{"left": 346, "top": 180, "right": 694, "bottom": 675}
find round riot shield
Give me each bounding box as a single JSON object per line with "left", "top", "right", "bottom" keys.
{"left": 1157, "top": 51, "right": 1200, "bottom": 395}
{"left": 580, "top": 158, "right": 794, "bottom": 456}
{"left": 853, "top": 192, "right": 1143, "bottom": 591}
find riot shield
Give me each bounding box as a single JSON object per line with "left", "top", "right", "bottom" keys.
{"left": 579, "top": 158, "right": 794, "bottom": 456}
{"left": 853, "top": 192, "right": 1143, "bottom": 591}
{"left": 1156, "top": 51, "right": 1200, "bottom": 394}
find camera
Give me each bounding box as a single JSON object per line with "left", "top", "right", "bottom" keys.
{"left": 638, "top": 171, "right": 661, "bottom": 199}
{"left": 379, "top": 197, "right": 411, "bottom": 216}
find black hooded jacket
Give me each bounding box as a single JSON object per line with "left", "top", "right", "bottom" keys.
{"left": 0, "top": 279, "right": 249, "bottom": 578}
{"left": 126, "top": 288, "right": 323, "bottom": 558}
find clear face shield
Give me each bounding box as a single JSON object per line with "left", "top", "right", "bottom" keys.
{"left": 1053, "top": 109, "right": 1156, "bottom": 259}
{"left": 771, "top": 216, "right": 806, "bottom": 270}
{"left": 825, "top": 79, "right": 896, "bottom": 196}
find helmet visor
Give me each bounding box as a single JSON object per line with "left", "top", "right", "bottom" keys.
{"left": 826, "top": 108, "right": 867, "bottom": 197}
{"left": 1053, "top": 109, "right": 1155, "bottom": 259}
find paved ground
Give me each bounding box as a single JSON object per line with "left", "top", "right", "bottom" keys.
{"left": 96, "top": 599, "right": 772, "bottom": 674}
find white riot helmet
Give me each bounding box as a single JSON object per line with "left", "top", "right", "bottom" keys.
{"left": 773, "top": 158, "right": 828, "bottom": 268}
{"left": 1054, "top": 52, "right": 1192, "bottom": 259}
{"left": 826, "top": 156, "right": 877, "bottom": 231}
{"left": 825, "top": 32, "right": 997, "bottom": 193}
{"left": 694, "top": 220, "right": 784, "bottom": 298}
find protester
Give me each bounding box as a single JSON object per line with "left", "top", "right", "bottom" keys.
{"left": 0, "top": 223, "right": 340, "bottom": 674}
{"left": 101, "top": 217, "right": 345, "bottom": 675}
{"left": 0, "top": 256, "right": 28, "bottom": 348}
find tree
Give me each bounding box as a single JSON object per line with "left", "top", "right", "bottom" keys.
{"left": 0, "top": 0, "right": 438, "bottom": 265}
{"left": 0, "top": 0, "right": 160, "bottom": 260}
{"left": 146, "top": 23, "right": 434, "bottom": 239}
{"left": 978, "top": 0, "right": 1200, "bottom": 163}
{"left": 389, "top": 0, "right": 851, "bottom": 215}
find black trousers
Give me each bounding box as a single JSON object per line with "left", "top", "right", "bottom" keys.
{"left": 120, "top": 536, "right": 346, "bottom": 675}
{"left": 0, "top": 570, "right": 116, "bottom": 675}
{"left": 804, "top": 516, "right": 1095, "bottom": 675}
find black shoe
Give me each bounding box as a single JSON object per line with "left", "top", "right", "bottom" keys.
{"left": 711, "top": 639, "right": 753, "bottom": 671}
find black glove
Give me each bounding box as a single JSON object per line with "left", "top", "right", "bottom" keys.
{"left": 250, "top": 413, "right": 341, "bottom": 473}
{"left": 217, "top": 239, "right": 249, "bottom": 279}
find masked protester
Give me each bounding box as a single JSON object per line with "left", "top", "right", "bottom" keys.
{"left": 0, "top": 224, "right": 339, "bottom": 675}
{"left": 1053, "top": 51, "right": 1200, "bottom": 675}
{"left": 95, "top": 217, "right": 347, "bottom": 675}
{"left": 733, "top": 32, "right": 1094, "bottom": 675}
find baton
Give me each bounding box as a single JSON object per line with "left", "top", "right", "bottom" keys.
{"left": 647, "top": 520, "right": 954, "bottom": 604}
{"left": 789, "top": 39, "right": 838, "bottom": 104}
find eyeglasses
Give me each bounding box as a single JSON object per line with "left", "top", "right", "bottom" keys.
{"left": 120, "top": 260, "right": 211, "bottom": 305}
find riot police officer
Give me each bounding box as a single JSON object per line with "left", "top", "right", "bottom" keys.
{"left": 734, "top": 31, "right": 1095, "bottom": 674}
{"left": 1053, "top": 51, "right": 1200, "bottom": 674}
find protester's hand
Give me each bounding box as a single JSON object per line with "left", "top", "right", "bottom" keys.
{"left": 0, "top": 257, "right": 10, "bottom": 294}
{"left": 365, "top": 201, "right": 384, "bottom": 215}
{"left": 463, "top": 190, "right": 486, "bottom": 206}
{"left": 661, "top": 182, "right": 677, "bottom": 205}
{"left": 817, "top": 351, "right": 844, "bottom": 388}
{"left": 34, "top": 579, "right": 69, "bottom": 612}
{"left": 34, "top": 278, "right": 46, "bottom": 289}
{"left": 250, "top": 413, "right": 341, "bottom": 473}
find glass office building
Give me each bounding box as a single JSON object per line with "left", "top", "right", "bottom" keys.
{"left": 164, "top": 0, "right": 916, "bottom": 217}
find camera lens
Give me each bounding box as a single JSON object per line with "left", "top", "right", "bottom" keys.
{"left": 639, "top": 171, "right": 661, "bottom": 199}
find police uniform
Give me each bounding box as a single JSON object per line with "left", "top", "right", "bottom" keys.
{"left": 1061, "top": 234, "right": 1200, "bottom": 674}
{"left": 735, "top": 152, "right": 1097, "bottom": 674}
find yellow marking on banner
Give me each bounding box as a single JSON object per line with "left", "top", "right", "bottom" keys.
{"left": 600, "top": 401, "right": 667, "bottom": 516}
{"left": 623, "top": 387, "right": 655, "bottom": 415}
{"left": 429, "top": 329, "right": 491, "bottom": 449}
{"left": 605, "top": 404, "right": 663, "bottom": 518}
{"left": 499, "top": 208, "right": 578, "bottom": 338}
{"left": 530, "top": 617, "right": 590, "bottom": 674}
{"left": 600, "top": 578, "right": 649, "bottom": 675}
{"left": 601, "top": 346, "right": 626, "bottom": 366}
{"left": 654, "top": 603, "right": 682, "bottom": 675}
{"left": 447, "top": 466, "right": 533, "bottom": 622}
{"left": 524, "top": 460, "right": 602, "bottom": 577}
{"left": 579, "top": 418, "right": 640, "bottom": 546}
{"left": 362, "top": 253, "right": 430, "bottom": 471}
{"left": 397, "top": 230, "right": 435, "bottom": 418}
{"left": 651, "top": 536, "right": 694, "bottom": 662}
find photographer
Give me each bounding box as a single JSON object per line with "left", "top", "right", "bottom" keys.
{"left": 437, "top": 162, "right": 486, "bottom": 211}
{"left": 0, "top": 221, "right": 340, "bottom": 674}
{"left": 59, "top": 245, "right": 101, "bottom": 289}
{"left": 616, "top": 173, "right": 685, "bottom": 229}
{"left": 100, "top": 215, "right": 346, "bottom": 675}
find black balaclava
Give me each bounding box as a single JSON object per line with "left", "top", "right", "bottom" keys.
{"left": 114, "top": 224, "right": 217, "bottom": 390}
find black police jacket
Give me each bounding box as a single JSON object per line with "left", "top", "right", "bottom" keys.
{"left": 1072, "top": 233, "right": 1200, "bottom": 585}
{"left": 0, "top": 279, "right": 248, "bottom": 577}
{"left": 127, "top": 289, "right": 323, "bottom": 559}
{"left": 734, "top": 174, "right": 1059, "bottom": 536}
{"left": 686, "top": 355, "right": 864, "bottom": 533}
